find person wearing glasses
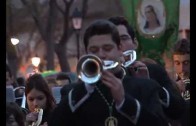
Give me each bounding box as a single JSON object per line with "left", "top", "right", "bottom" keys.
{"left": 108, "top": 16, "right": 186, "bottom": 125}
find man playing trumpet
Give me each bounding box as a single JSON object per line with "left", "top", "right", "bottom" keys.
{"left": 173, "top": 39, "right": 190, "bottom": 100}
{"left": 108, "top": 16, "right": 187, "bottom": 125}
{"left": 172, "top": 38, "right": 190, "bottom": 126}
{"left": 48, "top": 19, "right": 168, "bottom": 126}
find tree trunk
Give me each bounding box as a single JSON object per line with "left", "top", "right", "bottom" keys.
{"left": 45, "top": 39, "right": 55, "bottom": 70}
{"left": 55, "top": 43, "right": 70, "bottom": 72}
{"left": 44, "top": 0, "right": 57, "bottom": 70}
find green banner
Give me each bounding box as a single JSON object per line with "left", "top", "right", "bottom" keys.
{"left": 120, "top": 0, "right": 180, "bottom": 65}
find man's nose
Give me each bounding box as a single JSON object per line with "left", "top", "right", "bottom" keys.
{"left": 179, "top": 63, "right": 186, "bottom": 72}
{"left": 182, "top": 65, "right": 189, "bottom": 76}
{"left": 97, "top": 49, "right": 106, "bottom": 60}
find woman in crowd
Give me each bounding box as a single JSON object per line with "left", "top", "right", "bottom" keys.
{"left": 25, "top": 73, "right": 56, "bottom": 126}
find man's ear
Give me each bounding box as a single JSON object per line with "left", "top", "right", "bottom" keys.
{"left": 118, "top": 43, "right": 123, "bottom": 52}
{"left": 134, "top": 37, "right": 139, "bottom": 50}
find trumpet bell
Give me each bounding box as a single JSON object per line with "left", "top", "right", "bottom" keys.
{"left": 76, "top": 54, "right": 123, "bottom": 84}
{"left": 77, "top": 54, "right": 103, "bottom": 84}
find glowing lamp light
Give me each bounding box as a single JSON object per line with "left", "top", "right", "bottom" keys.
{"left": 31, "top": 56, "right": 41, "bottom": 67}
{"left": 11, "top": 38, "right": 19, "bottom": 45}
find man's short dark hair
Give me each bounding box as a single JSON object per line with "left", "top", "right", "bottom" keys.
{"left": 108, "top": 16, "right": 135, "bottom": 41}
{"left": 83, "top": 19, "right": 121, "bottom": 52}
{"left": 56, "top": 72, "right": 71, "bottom": 84}
{"left": 16, "top": 77, "right": 25, "bottom": 86}
{"left": 173, "top": 39, "right": 190, "bottom": 55}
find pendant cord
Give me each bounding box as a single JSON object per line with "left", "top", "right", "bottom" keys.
{"left": 95, "top": 85, "right": 114, "bottom": 116}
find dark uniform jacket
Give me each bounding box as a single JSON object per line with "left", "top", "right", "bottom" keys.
{"left": 145, "top": 63, "right": 186, "bottom": 120}
{"left": 48, "top": 76, "right": 169, "bottom": 126}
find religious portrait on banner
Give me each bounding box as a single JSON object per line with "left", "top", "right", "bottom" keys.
{"left": 137, "top": 0, "right": 166, "bottom": 38}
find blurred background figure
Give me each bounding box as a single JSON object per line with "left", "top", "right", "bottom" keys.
{"left": 14, "top": 77, "right": 26, "bottom": 107}
{"left": 6, "top": 64, "right": 18, "bottom": 88}
{"left": 172, "top": 38, "right": 190, "bottom": 126}
{"left": 56, "top": 72, "right": 78, "bottom": 101}
{"left": 6, "top": 102, "right": 26, "bottom": 126}
{"left": 6, "top": 64, "right": 24, "bottom": 106}
{"left": 16, "top": 77, "right": 26, "bottom": 87}
{"left": 56, "top": 72, "right": 71, "bottom": 86}
{"left": 172, "top": 39, "right": 190, "bottom": 99}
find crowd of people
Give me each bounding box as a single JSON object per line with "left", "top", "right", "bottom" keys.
{"left": 6, "top": 15, "right": 190, "bottom": 126}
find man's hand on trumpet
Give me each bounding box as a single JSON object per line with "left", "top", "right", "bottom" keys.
{"left": 101, "top": 70, "right": 125, "bottom": 106}
{"left": 128, "top": 61, "right": 149, "bottom": 79}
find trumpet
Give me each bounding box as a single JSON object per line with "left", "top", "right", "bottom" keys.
{"left": 176, "top": 74, "right": 190, "bottom": 101}
{"left": 30, "top": 108, "right": 43, "bottom": 126}
{"left": 182, "top": 78, "right": 190, "bottom": 101}
{"left": 183, "top": 78, "right": 190, "bottom": 90}
{"left": 122, "top": 50, "right": 137, "bottom": 68}
{"left": 76, "top": 54, "right": 126, "bottom": 84}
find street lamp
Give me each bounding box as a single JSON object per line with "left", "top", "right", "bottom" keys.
{"left": 10, "top": 37, "right": 20, "bottom": 79}
{"left": 11, "top": 38, "right": 19, "bottom": 45}
{"left": 11, "top": 37, "right": 20, "bottom": 57}
{"left": 72, "top": 8, "right": 83, "bottom": 60}
{"left": 31, "top": 55, "right": 41, "bottom": 73}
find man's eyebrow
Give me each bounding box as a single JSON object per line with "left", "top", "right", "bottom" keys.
{"left": 89, "top": 46, "right": 98, "bottom": 49}
{"left": 120, "top": 34, "right": 129, "bottom": 37}
{"left": 145, "top": 10, "right": 151, "bottom": 13}
{"left": 183, "top": 60, "right": 190, "bottom": 62}
{"left": 103, "top": 44, "right": 114, "bottom": 46}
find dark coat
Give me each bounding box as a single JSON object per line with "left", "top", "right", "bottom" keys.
{"left": 60, "top": 83, "right": 78, "bottom": 100}
{"left": 146, "top": 63, "right": 186, "bottom": 120}
{"left": 48, "top": 76, "right": 169, "bottom": 126}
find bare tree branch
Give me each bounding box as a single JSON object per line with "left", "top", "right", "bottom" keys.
{"left": 81, "top": 0, "right": 89, "bottom": 18}
{"left": 20, "top": 0, "right": 45, "bottom": 38}
{"left": 54, "top": 0, "right": 65, "bottom": 15}
{"left": 114, "top": 0, "right": 124, "bottom": 14}
{"left": 59, "top": 0, "right": 74, "bottom": 45}
{"left": 64, "top": 0, "right": 69, "bottom": 4}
